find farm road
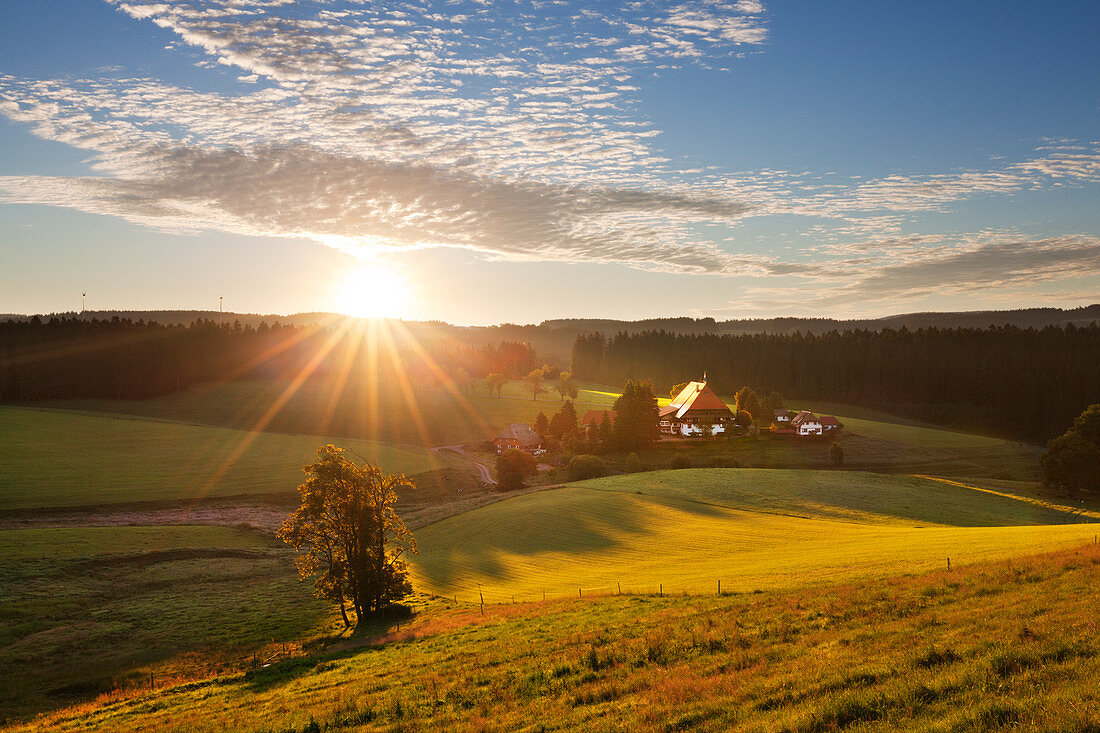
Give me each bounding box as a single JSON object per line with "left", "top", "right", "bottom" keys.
{"left": 432, "top": 444, "right": 496, "bottom": 485}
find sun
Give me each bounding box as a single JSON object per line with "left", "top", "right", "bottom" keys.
{"left": 333, "top": 263, "right": 411, "bottom": 319}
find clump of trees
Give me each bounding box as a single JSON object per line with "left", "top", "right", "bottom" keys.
{"left": 278, "top": 445, "right": 416, "bottom": 628}
{"left": 523, "top": 369, "right": 547, "bottom": 400}
{"left": 556, "top": 371, "right": 578, "bottom": 401}
{"left": 497, "top": 449, "right": 538, "bottom": 491}
{"left": 567, "top": 455, "right": 608, "bottom": 481}
{"left": 734, "top": 387, "right": 761, "bottom": 427}
{"left": 612, "top": 380, "right": 659, "bottom": 451}
{"left": 486, "top": 372, "right": 509, "bottom": 396}
{"left": 669, "top": 454, "right": 692, "bottom": 470}
{"left": 1041, "top": 404, "right": 1100, "bottom": 497}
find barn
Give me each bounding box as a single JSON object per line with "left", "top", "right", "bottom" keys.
{"left": 659, "top": 381, "right": 735, "bottom": 436}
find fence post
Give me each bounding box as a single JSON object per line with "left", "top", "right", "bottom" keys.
{"left": 617, "top": 582, "right": 621, "bottom": 596}
{"left": 718, "top": 579, "right": 721, "bottom": 596}
{"left": 660, "top": 583, "right": 663, "bottom": 597}
{"left": 579, "top": 587, "right": 582, "bottom": 598}
{"left": 947, "top": 557, "right": 951, "bottom": 571}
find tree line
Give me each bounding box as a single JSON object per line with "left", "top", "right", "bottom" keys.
{"left": 571, "top": 324, "right": 1100, "bottom": 443}
{"left": 0, "top": 316, "right": 540, "bottom": 404}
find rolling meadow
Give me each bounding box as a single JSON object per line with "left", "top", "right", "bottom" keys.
{"left": 2, "top": 375, "right": 1099, "bottom": 730}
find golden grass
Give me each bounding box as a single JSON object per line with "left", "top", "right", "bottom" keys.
{"left": 409, "top": 470, "right": 1100, "bottom": 602}
{"left": 16, "top": 542, "right": 1100, "bottom": 732}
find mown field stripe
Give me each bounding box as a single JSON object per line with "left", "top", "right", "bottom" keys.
{"left": 914, "top": 475, "right": 1100, "bottom": 522}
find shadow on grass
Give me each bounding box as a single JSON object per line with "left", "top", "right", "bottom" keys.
{"left": 413, "top": 487, "right": 732, "bottom": 587}
{"left": 242, "top": 605, "right": 414, "bottom": 694}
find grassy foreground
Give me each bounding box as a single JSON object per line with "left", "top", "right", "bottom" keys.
{"left": 17, "top": 542, "right": 1100, "bottom": 731}
{"left": 0, "top": 407, "right": 438, "bottom": 510}
{"left": 409, "top": 470, "right": 1099, "bottom": 602}
{"left": 0, "top": 525, "right": 332, "bottom": 723}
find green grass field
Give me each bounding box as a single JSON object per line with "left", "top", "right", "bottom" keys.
{"left": 821, "top": 414, "right": 1005, "bottom": 448}
{"left": 0, "top": 525, "right": 332, "bottom": 722}
{"left": 17, "top": 542, "right": 1100, "bottom": 732}
{"left": 44, "top": 378, "right": 622, "bottom": 447}
{"left": 0, "top": 407, "right": 439, "bottom": 510}
{"left": 409, "top": 470, "right": 1099, "bottom": 602}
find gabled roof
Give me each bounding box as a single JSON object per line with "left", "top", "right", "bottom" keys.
{"left": 667, "top": 381, "right": 734, "bottom": 419}
{"left": 790, "top": 410, "right": 820, "bottom": 427}
{"left": 774, "top": 408, "right": 789, "bottom": 418}
{"left": 494, "top": 423, "right": 542, "bottom": 446}
{"left": 820, "top": 416, "right": 842, "bottom": 427}
{"left": 582, "top": 409, "right": 616, "bottom": 426}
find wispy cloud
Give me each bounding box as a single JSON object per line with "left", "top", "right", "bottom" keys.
{"left": 0, "top": 0, "right": 1098, "bottom": 305}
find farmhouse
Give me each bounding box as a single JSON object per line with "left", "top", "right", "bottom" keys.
{"left": 821, "top": 415, "right": 843, "bottom": 434}
{"left": 660, "top": 381, "right": 735, "bottom": 436}
{"left": 493, "top": 423, "right": 543, "bottom": 454}
{"left": 790, "top": 410, "right": 823, "bottom": 436}
{"left": 774, "top": 408, "right": 791, "bottom": 425}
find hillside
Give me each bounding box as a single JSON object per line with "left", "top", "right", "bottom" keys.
{"left": 409, "top": 470, "right": 1099, "bottom": 602}
{"left": 14, "top": 542, "right": 1100, "bottom": 731}
{"left": 0, "top": 407, "right": 439, "bottom": 511}
{"left": 544, "top": 304, "right": 1100, "bottom": 336}
{"left": 0, "top": 525, "right": 329, "bottom": 721}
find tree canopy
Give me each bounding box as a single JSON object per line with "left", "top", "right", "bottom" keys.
{"left": 278, "top": 445, "right": 417, "bottom": 627}
{"left": 612, "top": 379, "right": 659, "bottom": 451}
{"left": 1041, "top": 404, "right": 1100, "bottom": 498}
{"left": 496, "top": 448, "right": 538, "bottom": 491}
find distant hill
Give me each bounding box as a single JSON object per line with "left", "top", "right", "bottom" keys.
{"left": 2, "top": 305, "right": 1096, "bottom": 361}
{"left": 0, "top": 310, "right": 334, "bottom": 328}
{"left": 542, "top": 305, "right": 1100, "bottom": 336}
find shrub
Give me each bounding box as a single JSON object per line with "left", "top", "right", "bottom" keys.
{"left": 829, "top": 441, "right": 844, "bottom": 467}
{"left": 497, "top": 449, "right": 538, "bottom": 491}
{"left": 567, "top": 455, "right": 608, "bottom": 481}
{"left": 624, "top": 452, "right": 649, "bottom": 473}
{"left": 707, "top": 455, "right": 741, "bottom": 468}
{"left": 669, "top": 454, "right": 692, "bottom": 470}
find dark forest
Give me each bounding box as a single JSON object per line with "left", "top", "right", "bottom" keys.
{"left": 570, "top": 325, "right": 1100, "bottom": 443}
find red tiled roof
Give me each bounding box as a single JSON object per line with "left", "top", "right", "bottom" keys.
{"left": 667, "top": 381, "right": 734, "bottom": 419}
{"left": 582, "top": 410, "right": 616, "bottom": 426}
{"left": 820, "top": 416, "right": 842, "bottom": 427}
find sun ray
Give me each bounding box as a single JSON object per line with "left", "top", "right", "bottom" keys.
{"left": 199, "top": 320, "right": 355, "bottom": 495}
{"left": 388, "top": 319, "right": 496, "bottom": 440}
{"left": 375, "top": 319, "right": 437, "bottom": 449}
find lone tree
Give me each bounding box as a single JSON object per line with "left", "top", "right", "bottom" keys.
{"left": 278, "top": 445, "right": 417, "bottom": 628}
{"left": 829, "top": 441, "right": 844, "bottom": 467}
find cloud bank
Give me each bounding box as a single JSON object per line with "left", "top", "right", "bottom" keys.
{"left": 0, "top": 0, "right": 1098, "bottom": 307}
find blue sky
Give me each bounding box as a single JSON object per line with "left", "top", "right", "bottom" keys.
{"left": 1, "top": 0, "right": 1097, "bottom": 324}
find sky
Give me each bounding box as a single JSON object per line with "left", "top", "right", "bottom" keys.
{"left": 1, "top": 0, "right": 1098, "bottom": 325}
